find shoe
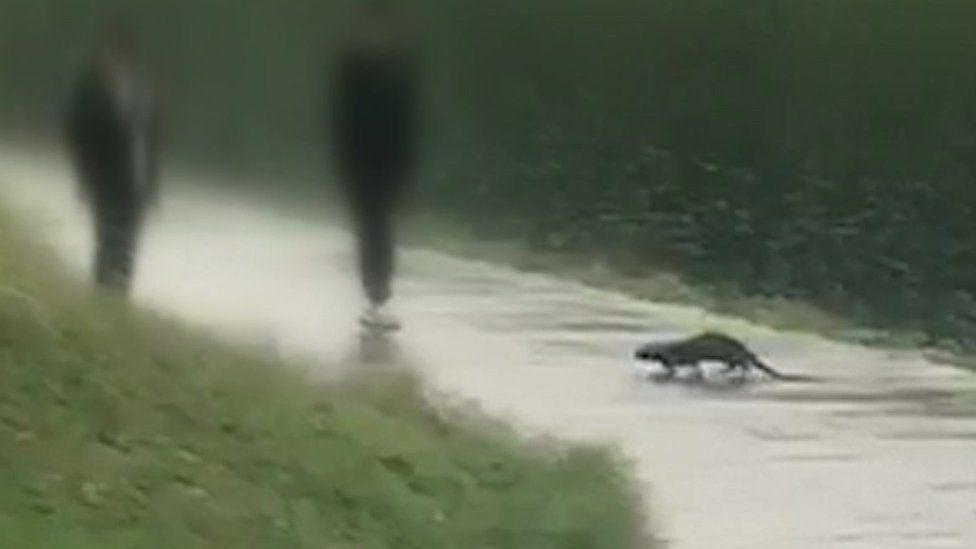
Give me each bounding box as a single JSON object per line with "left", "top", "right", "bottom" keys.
{"left": 360, "top": 304, "right": 401, "bottom": 332}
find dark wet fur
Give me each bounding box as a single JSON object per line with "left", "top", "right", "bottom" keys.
{"left": 635, "top": 331, "right": 817, "bottom": 382}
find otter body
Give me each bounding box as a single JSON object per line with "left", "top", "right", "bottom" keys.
{"left": 635, "top": 331, "right": 813, "bottom": 382}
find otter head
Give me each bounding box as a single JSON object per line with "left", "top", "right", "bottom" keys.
{"left": 634, "top": 342, "right": 665, "bottom": 362}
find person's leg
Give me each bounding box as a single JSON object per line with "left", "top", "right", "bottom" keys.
{"left": 348, "top": 179, "right": 401, "bottom": 329}
{"left": 354, "top": 198, "right": 394, "bottom": 307}
{"left": 92, "top": 198, "right": 142, "bottom": 295}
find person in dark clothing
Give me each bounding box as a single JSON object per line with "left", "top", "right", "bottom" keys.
{"left": 328, "top": 1, "right": 420, "bottom": 330}
{"left": 64, "top": 21, "right": 162, "bottom": 295}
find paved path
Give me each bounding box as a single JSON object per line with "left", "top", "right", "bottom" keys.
{"left": 4, "top": 148, "right": 976, "bottom": 548}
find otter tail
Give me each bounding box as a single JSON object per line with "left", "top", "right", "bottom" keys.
{"left": 748, "top": 355, "right": 818, "bottom": 383}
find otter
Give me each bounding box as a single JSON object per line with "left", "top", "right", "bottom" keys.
{"left": 634, "top": 331, "right": 815, "bottom": 382}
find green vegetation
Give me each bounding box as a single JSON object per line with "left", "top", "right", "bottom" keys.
{"left": 3, "top": 1, "right": 976, "bottom": 349}
{"left": 423, "top": 1, "right": 976, "bottom": 353}
{"left": 0, "top": 209, "right": 646, "bottom": 548}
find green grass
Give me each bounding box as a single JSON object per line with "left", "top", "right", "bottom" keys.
{"left": 207, "top": 177, "right": 976, "bottom": 376}
{"left": 404, "top": 214, "right": 976, "bottom": 365}
{"left": 0, "top": 209, "right": 648, "bottom": 548}
{"left": 406, "top": 218, "right": 976, "bottom": 419}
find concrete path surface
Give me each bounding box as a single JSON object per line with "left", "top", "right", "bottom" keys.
{"left": 3, "top": 148, "right": 976, "bottom": 549}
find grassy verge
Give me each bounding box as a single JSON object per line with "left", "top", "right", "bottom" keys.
{"left": 404, "top": 214, "right": 976, "bottom": 372}
{"left": 0, "top": 208, "right": 647, "bottom": 548}
{"left": 192, "top": 171, "right": 976, "bottom": 375}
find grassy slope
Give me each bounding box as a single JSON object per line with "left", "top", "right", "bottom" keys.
{"left": 202, "top": 166, "right": 948, "bottom": 359}
{"left": 214, "top": 175, "right": 976, "bottom": 373}
{"left": 0, "top": 209, "right": 647, "bottom": 548}
{"left": 121, "top": 153, "right": 976, "bottom": 376}
{"left": 405, "top": 214, "right": 976, "bottom": 367}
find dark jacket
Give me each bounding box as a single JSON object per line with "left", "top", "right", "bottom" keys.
{"left": 64, "top": 63, "right": 161, "bottom": 208}
{"left": 330, "top": 41, "right": 419, "bottom": 192}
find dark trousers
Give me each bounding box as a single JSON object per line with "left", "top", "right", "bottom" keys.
{"left": 90, "top": 197, "right": 144, "bottom": 294}
{"left": 344, "top": 171, "right": 404, "bottom": 307}
{"left": 352, "top": 201, "right": 393, "bottom": 306}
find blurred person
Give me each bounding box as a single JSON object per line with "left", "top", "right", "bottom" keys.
{"left": 327, "top": 0, "right": 420, "bottom": 331}
{"left": 64, "top": 20, "right": 162, "bottom": 295}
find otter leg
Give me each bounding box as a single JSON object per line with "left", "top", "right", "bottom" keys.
{"left": 727, "top": 361, "right": 750, "bottom": 381}
{"left": 678, "top": 361, "right": 701, "bottom": 380}
{"left": 721, "top": 361, "right": 739, "bottom": 374}
{"left": 647, "top": 360, "right": 677, "bottom": 382}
